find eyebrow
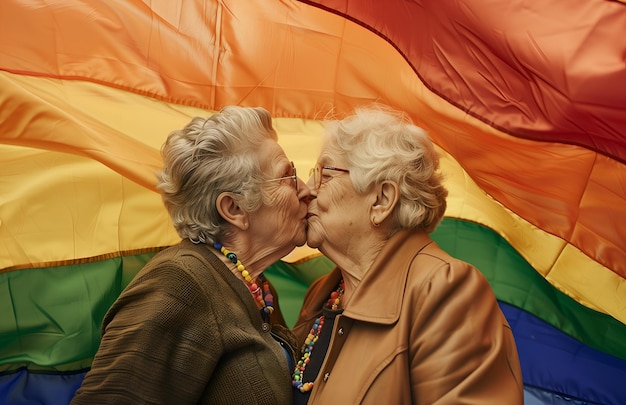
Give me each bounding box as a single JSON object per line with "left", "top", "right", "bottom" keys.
{"left": 280, "top": 161, "right": 292, "bottom": 175}
{"left": 271, "top": 160, "right": 293, "bottom": 177}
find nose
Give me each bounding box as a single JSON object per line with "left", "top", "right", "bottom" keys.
{"left": 297, "top": 177, "right": 312, "bottom": 200}
{"left": 305, "top": 176, "right": 317, "bottom": 198}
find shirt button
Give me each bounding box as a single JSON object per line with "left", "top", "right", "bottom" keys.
{"left": 338, "top": 327, "right": 344, "bottom": 335}
{"left": 261, "top": 323, "right": 270, "bottom": 332}
{"left": 323, "top": 372, "right": 330, "bottom": 381}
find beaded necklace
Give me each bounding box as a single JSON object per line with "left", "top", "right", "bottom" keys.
{"left": 292, "top": 279, "right": 345, "bottom": 393}
{"left": 213, "top": 242, "right": 274, "bottom": 318}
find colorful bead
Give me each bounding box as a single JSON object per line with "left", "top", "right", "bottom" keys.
{"left": 292, "top": 279, "right": 344, "bottom": 393}
{"left": 213, "top": 242, "right": 274, "bottom": 320}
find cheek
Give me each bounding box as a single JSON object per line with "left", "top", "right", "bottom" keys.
{"left": 317, "top": 187, "right": 346, "bottom": 213}
{"left": 271, "top": 190, "right": 301, "bottom": 219}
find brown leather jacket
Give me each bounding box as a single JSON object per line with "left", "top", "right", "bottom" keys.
{"left": 292, "top": 230, "right": 523, "bottom": 404}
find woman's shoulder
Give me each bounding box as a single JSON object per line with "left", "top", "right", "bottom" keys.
{"left": 407, "top": 241, "right": 490, "bottom": 292}
{"left": 105, "top": 243, "right": 245, "bottom": 331}
{"left": 119, "top": 242, "right": 229, "bottom": 308}
{"left": 143, "top": 241, "right": 227, "bottom": 280}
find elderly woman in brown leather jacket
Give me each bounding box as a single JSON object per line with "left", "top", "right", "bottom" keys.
{"left": 291, "top": 105, "right": 523, "bottom": 404}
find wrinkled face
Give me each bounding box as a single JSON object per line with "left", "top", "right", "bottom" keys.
{"left": 306, "top": 150, "right": 373, "bottom": 257}
{"left": 248, "top": 139, "right": 311, "bottom": 254}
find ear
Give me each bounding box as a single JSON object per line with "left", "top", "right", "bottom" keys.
{"left": 370, "top": 181, "right": 400, "bottom": 227}
{"left": 216, "top": 192, "right": 250, "bottom": 231}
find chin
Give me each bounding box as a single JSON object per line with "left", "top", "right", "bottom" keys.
{"left": 305, "top": 232, "right": 321, "bottom": 249}
{"left": 293, "top": 229, "right": 308, "bottom": 247}
{"left": 306, "top": 242, "right": 319, "bottom": 249}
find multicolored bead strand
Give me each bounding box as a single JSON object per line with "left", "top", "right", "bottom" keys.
{"left": 292, "top": 316, "right": 324, "bottom": 392}
{"left": 213, "top": 242, "right": 274, "bottom": 316}
{"left": 327, "top": 279, "right": 345, "bottom": 310}
{"left": 258, "top": 273, "right": 274, "bottom": 315}
{"left": 292, "top": 279, "right": 345, "bottom": 393}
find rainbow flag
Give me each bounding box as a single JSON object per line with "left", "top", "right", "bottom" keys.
{"left": 1, "top": 1, "right": 625, "bottom": 404}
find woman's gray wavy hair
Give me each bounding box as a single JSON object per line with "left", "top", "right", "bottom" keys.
{"left": 324, "top": 105, "right": 448, "bottom": 234}
{"left": 157, "top": 106, "right": 277, "bottom": 244}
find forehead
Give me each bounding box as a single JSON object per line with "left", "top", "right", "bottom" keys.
{"left": 318, "top": 147, "right": 345, "bottom": 166}
{"left": 258, "top": 139, "right": 289, "bottom": 170}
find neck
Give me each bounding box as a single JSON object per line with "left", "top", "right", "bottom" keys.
{"left": 211, "top": 241, "right": 275, "bottom": 317}
{"left": 217, "top": 235, "right": 290, "bottom": 280}
{"left": 217, "top": 236, "right": 263, "bottom": 280}
{"left": 328, "top": 251, "right": 384, "bottom": 301}
{"left": 338, "top": 275, "right": 356, "bottom": 307}
{"left": 214, "top": 250, "right": 247, "bottom": 280}
{"left": 320, "top": 234, "right": 388, "bottom": 306}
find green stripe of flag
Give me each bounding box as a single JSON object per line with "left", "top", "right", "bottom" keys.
{"left": 432, "top": 218, "right": 626, "bottom": 360}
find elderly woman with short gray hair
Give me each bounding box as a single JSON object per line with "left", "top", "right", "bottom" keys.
{"left": 73, "top": 105, "right": 311, "bottom": 404}
{"left": 292, "top": 105, "right": 523, "bottom": 405}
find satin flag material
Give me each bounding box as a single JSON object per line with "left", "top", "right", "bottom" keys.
{"left": 1, "top": 1, "right": 625, "bottom": 404}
